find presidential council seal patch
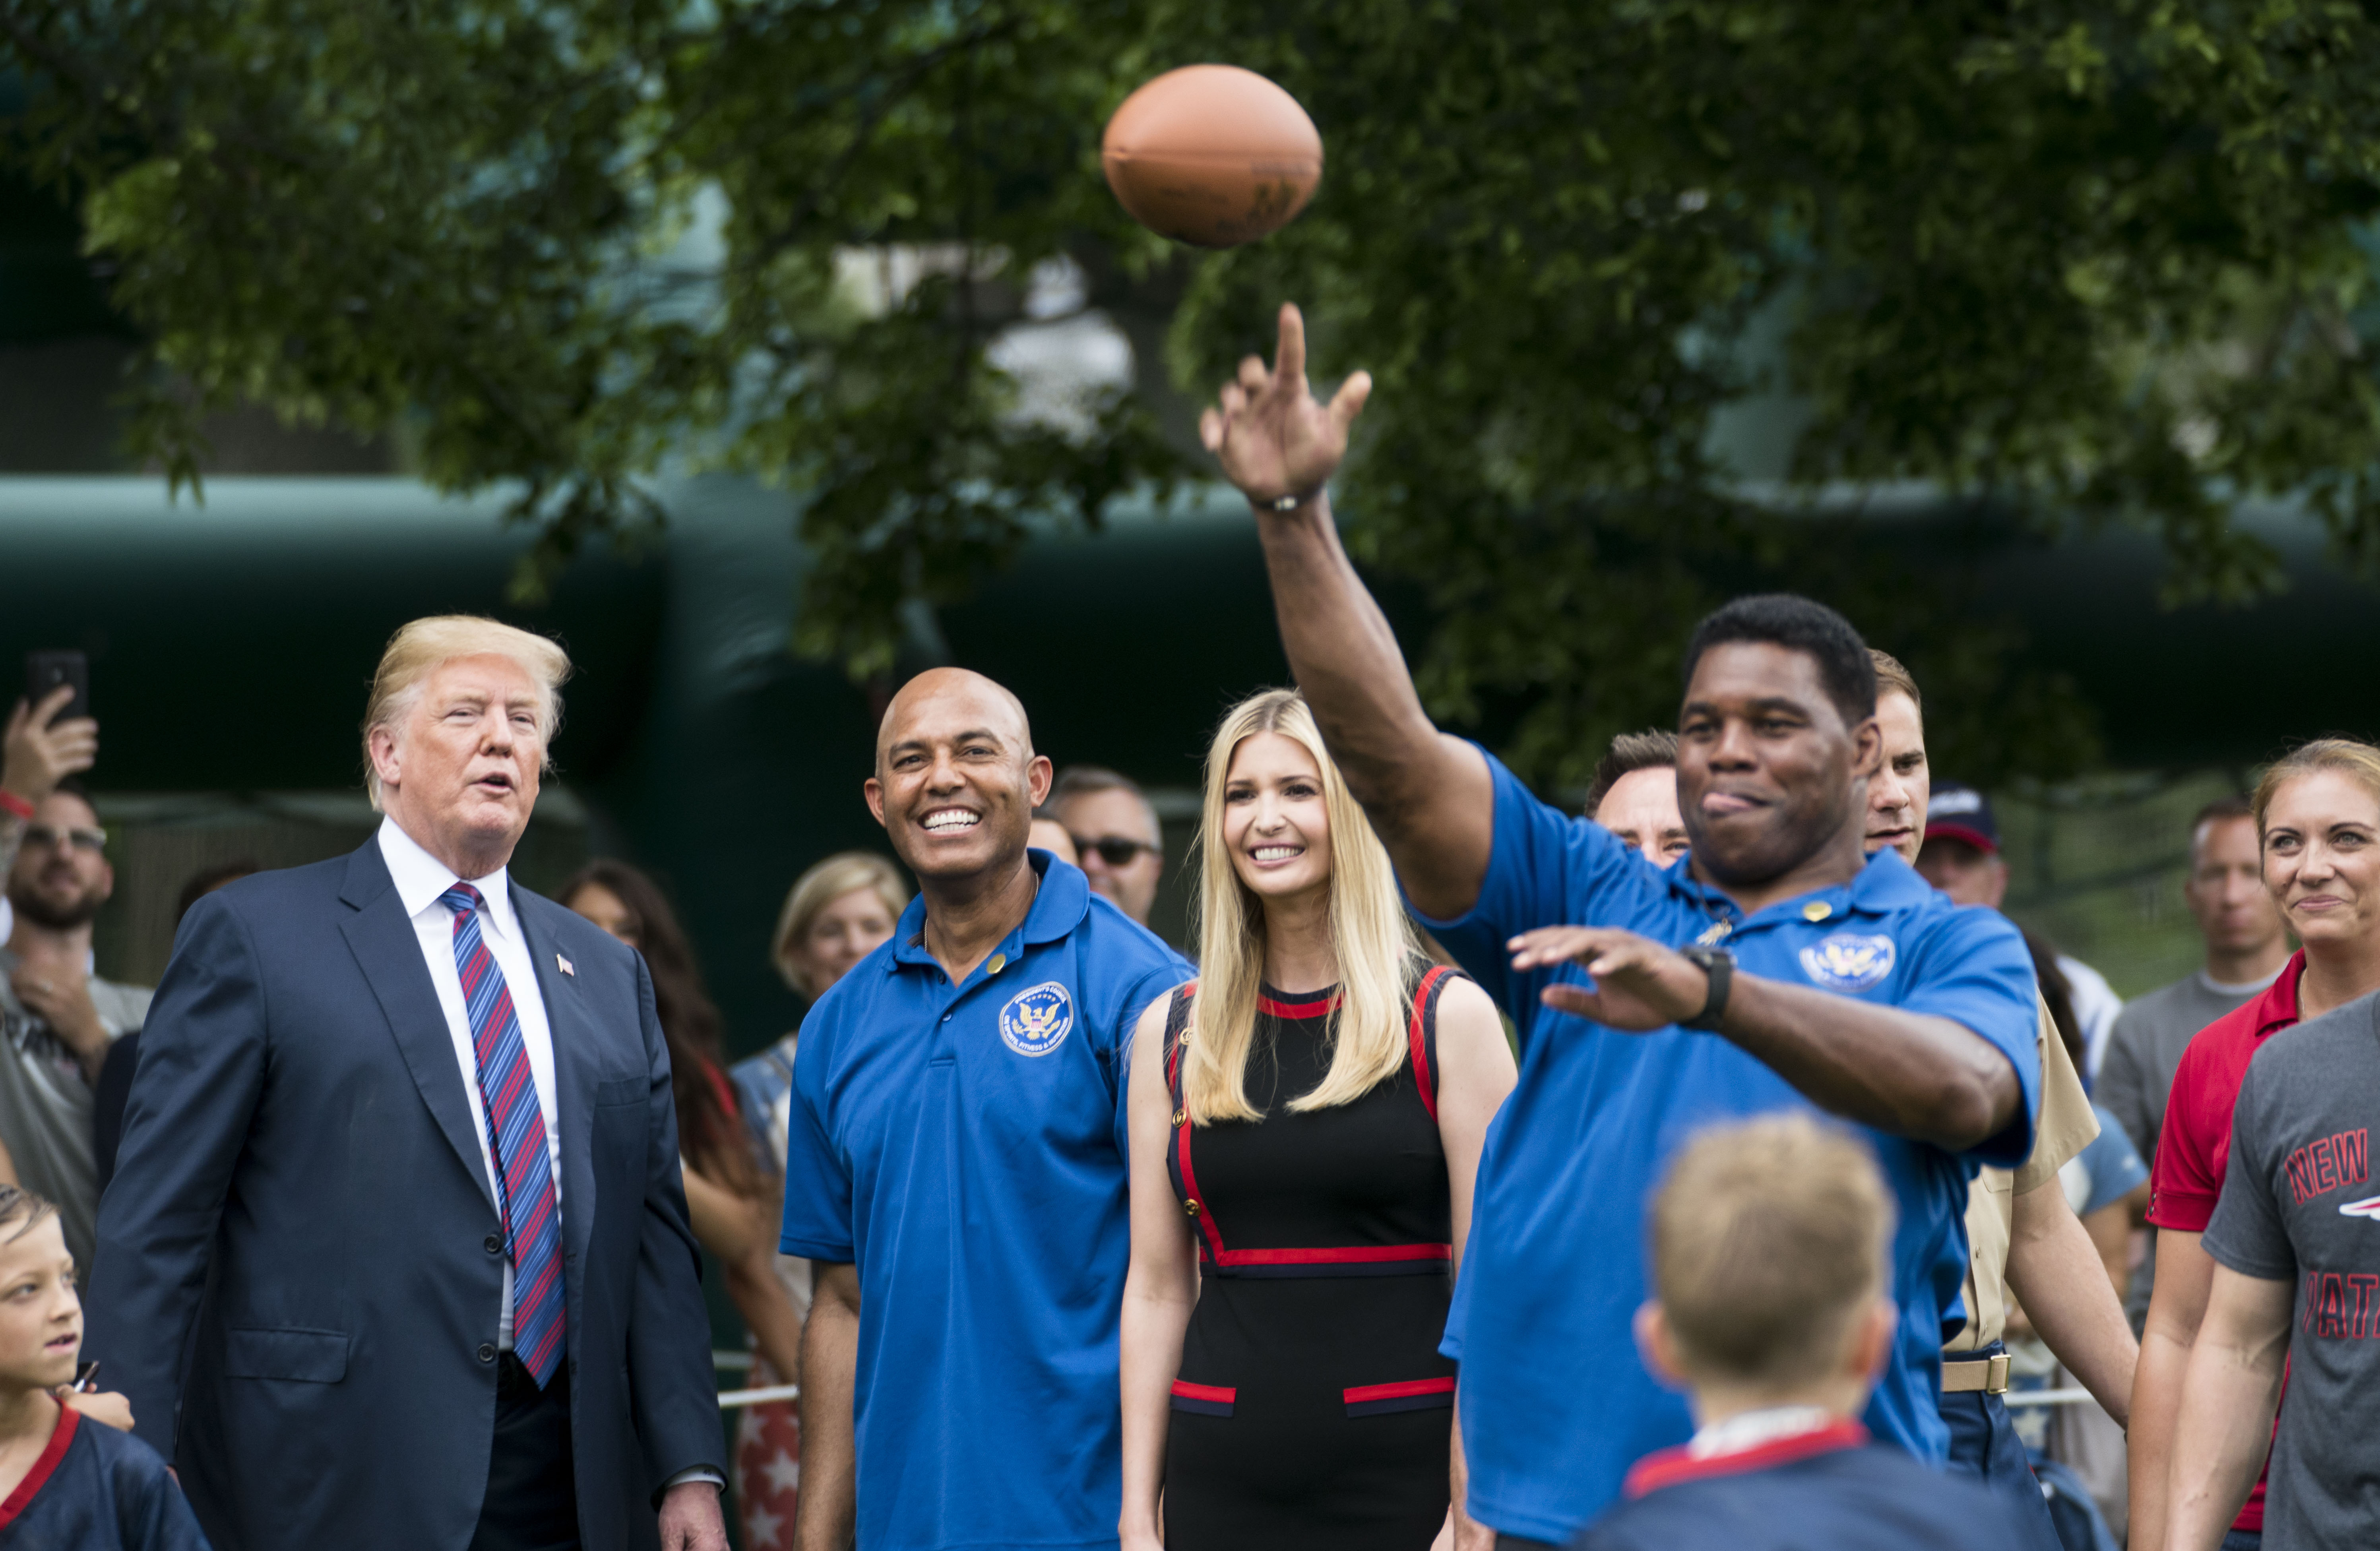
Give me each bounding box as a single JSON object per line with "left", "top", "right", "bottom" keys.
{"left": 999, "top": 982, "right": 1074, "bottom": 1057}
{"left": 1798, "top": 933, "right": 1897, "bottom": 993}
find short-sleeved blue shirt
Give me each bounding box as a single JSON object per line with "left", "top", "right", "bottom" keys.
{"left": 779, "top": 851, "right": 1192, "bottom": 1551}
{"left": 1424, "top": 752, "right": 2040, "bottom": 1542}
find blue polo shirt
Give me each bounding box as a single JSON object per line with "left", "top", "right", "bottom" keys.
{"left": 1425, "top": 752, "right": 2040, "bottom": 1541}
{"left": 779, "top": 851, "right": 1192, "bottom": 1551}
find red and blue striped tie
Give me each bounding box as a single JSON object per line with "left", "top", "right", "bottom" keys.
{"left": 442, "top": 883, "right": 566, "bottom": 1387}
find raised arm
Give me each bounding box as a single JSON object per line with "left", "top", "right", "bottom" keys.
{"left": 1200, "top": 304, "right": 1494, "bottom": 919}
{"left": 1118, "top": 995, "right": 1198, "bottom": 1551}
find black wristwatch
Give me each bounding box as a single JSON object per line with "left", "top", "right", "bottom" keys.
{"left": 1679, "top": 946, "right": 1734, "bottom": 1032}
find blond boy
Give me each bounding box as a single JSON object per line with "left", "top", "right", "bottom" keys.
{"left": 1573, "top": 1115, "right": 2022, "bottom": 1551}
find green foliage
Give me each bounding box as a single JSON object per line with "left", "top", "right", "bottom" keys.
{"left": 2, "top": 0, "right": 1186, "bottom": 679}
{"left": 12, "top": 1, "right": 2380, "bottom": 784}
{"left": 1158, "top": 1, "right": 2380, "bottom": 785}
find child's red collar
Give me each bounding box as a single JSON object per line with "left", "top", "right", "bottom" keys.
{"left": 1623, "top": 1414, "right": 1868, "bottom": 1499}
{"left": 0, "top": 1400, "right": 77, "bottom": 1530}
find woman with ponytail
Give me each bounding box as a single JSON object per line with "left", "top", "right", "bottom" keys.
{"left": 1119, "top": 690, "right": 1515, "bottom": 1550}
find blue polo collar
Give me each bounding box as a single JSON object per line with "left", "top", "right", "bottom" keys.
{"left": 887, "top": 849, "right": 1089, "bottom": 974}
{"left": 1664, "top": 844, "right": 1932, "bottom": 933}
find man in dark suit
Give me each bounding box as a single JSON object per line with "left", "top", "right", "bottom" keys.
{"left": 86, "top": 615, "right": 729, "bottom": 1551}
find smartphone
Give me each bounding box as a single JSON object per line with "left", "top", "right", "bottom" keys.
{"left": 24, "top": 651, "right": 89, "bottom": 722}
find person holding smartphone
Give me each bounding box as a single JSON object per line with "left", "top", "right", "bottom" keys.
{"left": 1, "top": 681, "right": 99, "bottom": 944}
{"left": 0, "top": 678, "right": 139, "bottom": 1278}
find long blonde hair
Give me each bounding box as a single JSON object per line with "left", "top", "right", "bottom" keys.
{"left": 1182, "top": 689, "right": 1423, "bottom": 1124}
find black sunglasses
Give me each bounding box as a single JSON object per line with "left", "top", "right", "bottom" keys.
{"left": 1070, "top": 834, "right": 1159, "bottom": 867}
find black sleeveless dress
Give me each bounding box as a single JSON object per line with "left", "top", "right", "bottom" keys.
{"left": 1161, "top": 968, "right": 1465, "bottom": 1549}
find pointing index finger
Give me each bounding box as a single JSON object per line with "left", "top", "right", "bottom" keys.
{"left": 1275, "top": 302, "right": 1307, "bottom": 393}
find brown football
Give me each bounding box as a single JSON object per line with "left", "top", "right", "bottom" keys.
{"left": 1101, "top": 66, "right": 1323, "bottom": 248}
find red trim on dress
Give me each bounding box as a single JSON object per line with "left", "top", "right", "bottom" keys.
{"left": 1167, "top": 986, "right": 1229, "bottom": 1262}
{"left": 1170, "top": 1380, "right": 1237, "bottom": 1404}
{"left": 0, "top": 1402, "right": 78, "bottom": 1530}
{"left": 1622, "top": 1417, "right": 1868, "bottom": 1500}
{"left": 1257, "top": 989, "right": 1343, "bottom": 1020}
{"left": 1407, "top": 965, "right": 1450, "bottom": 1124}
{"left": 1342, "top": 1377, "right": 1456, "bottom": 1405}
{"left": 1206, "top": 1243, "right": 1450, "bottom": 1268}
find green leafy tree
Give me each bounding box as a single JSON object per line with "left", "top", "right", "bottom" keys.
{"left": 11, "top": 1, "right": 2380, "bottom": 782}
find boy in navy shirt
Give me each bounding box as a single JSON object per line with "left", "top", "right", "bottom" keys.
{"left": 0, "top": 1183, "right": 206, "bottom": 1549}
{"left": 1575, "top": 1114, "right": 2020, "bottom": 1551}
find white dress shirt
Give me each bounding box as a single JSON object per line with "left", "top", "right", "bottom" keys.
{"left": 378, "top": 818, "right": 563, "bottom": 1350}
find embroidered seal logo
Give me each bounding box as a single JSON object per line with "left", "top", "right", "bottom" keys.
{"left": 1798, "top": 933, "right": 1897, "bottom": 993}
{"left": 999, "top": 982, "right": 1074, "bottom": 1057}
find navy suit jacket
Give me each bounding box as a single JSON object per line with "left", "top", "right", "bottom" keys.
{"left": 85, "top": 840, "right": 722, "bottom": 1551}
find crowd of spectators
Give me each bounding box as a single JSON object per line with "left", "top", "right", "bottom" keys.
{"left": 0, "top": 605, "right": 2359, "bottom": 1551}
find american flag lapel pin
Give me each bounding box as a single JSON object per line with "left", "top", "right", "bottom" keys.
{"left": 557, "top": 953, "right": 575, "bottom": 978}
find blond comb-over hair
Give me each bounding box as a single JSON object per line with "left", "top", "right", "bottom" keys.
{"left": 360, "top": 616, "right": 571, "bottom": 809}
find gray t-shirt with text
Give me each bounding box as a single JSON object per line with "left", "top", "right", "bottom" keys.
{"left": 2204, "top": 988, "right": 2380, "bottom": 1551}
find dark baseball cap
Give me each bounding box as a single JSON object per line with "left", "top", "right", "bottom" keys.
{"left": 1924, "top": 783, "right": 1999, "bottom": 854}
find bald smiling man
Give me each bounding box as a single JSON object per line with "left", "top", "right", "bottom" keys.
{"left": 780, "top": 669, "right": 1192, "bottom": 1551}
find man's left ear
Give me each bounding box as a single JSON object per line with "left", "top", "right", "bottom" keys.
{"left": 1026, "top": 754, "right": 1054, "bottom": 809}
{"left": 1850, "top": 715, "right": 1883, "bottom": 779}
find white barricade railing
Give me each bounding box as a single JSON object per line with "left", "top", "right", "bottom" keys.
{"left": 715, "top": 1350, "right": 794, "bottom": 1409}
{"left": 712, "top": 1352, "right": 2092, "bottom": 1412}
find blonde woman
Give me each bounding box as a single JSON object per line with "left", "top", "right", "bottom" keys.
{"left": 727, "top": 852, "right": 907, "bottom": 1551}
{"left": 1120, "top": 690, "right": 1515, "bottom": 1550}
{"left": 2134, "top": 740, "right": 2380, "bottom": 1551}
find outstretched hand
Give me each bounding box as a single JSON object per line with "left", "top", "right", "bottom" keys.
{"left": 1197, "top": 302, "right": 1372, "bottom": 507}
{"left": 1507, "top": 926, "right": 1715, "bottom": 1032}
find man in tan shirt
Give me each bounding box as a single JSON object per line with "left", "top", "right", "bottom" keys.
{"left": 1864, "top": 653, "right": 2137, "bottom": 1551}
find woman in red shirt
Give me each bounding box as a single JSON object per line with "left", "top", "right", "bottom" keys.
{"left": 2130, "top": 738, "right": 2380, "bottom": 1551}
